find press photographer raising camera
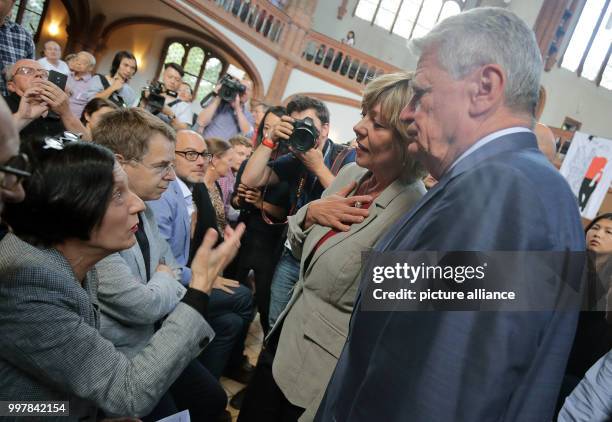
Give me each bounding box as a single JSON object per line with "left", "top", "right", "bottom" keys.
{"left": 242, "top": 95, "right": 353, "bottom": 202}
{"left": 140, "top": 63, "right": 192, "bottom": 130}
{"left": 241, "top": 95, "right": 355, "bottom": 327}
{"left": 195, "top": 74, "right": 254, "bottom": 140}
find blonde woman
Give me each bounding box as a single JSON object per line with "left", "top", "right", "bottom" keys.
{"left": 239, "top": 72, "right": 425, "bottom": 421}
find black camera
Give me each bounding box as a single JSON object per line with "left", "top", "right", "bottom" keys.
{"left": 218, "top": 74, "right": 246, "bottom": 103}
{"left": 288, "top": 117, "right": 319, "bottom": 152}
{"left": 142, "top": 81, "right": 177, "bottom": 115}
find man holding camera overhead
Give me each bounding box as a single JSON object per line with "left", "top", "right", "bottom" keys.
{"left": 241, "top": 95, "right": 355, "bottom": 328}
{"left": 196, "top": 74, "right": 255, "bottom": 140}
{"left": 141, "top": 63, "right": 192, "bottom": 130}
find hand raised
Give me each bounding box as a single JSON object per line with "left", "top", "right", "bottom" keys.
{"left": 303, "top": 181, "right": 372, "bottom": 231}
{"left": 270, "top": 115, "right": 294, "bottom": 143}
{"left": 189, "top": 224, "right": 245, "bottom": 294}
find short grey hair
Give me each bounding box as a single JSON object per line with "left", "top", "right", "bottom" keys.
{"left": 410, "top": 7, "right": 542, "bottom": 116}
{"left": 77, "top": 51, "right": 96, "bottom": 68}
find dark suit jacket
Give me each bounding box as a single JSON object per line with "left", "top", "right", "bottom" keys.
{"left": 315, "top": 131, "right": 586, "bottom": 422}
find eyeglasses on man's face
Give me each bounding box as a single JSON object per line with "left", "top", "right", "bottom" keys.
{"left": 131, "top": 159, "right": 176, "bottom": 176}
{"left": 175, "top": 150, "right": 213, "bottom": 162}
{"left": 0, "top": 153, "right": 31, "bottom": 190}
{"left": 13, "top": 67, "right": 49, "bottom": 79}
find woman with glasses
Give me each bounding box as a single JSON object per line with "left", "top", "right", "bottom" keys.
{"left": 0, "top": 137, "right": 245, "bottom": 420}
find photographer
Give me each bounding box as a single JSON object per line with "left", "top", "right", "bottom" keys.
{"left": 195, "top": 75, "right": 254, "bottom": 139}
{"left": 241, "top": 95, "right": 355, "bottom": 327}
{"left": 141, "top": 63, "right": 192, "bottom": 130}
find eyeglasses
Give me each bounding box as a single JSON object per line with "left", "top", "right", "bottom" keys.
{"left": 0, "top": 153, "right": 31, "bottom": 190}
{"left": 13, "top": 67, "right": 49, "bottom": 79}
{"left": 131, "top": 159, "right": 176, "bottom": 176}
{"left": 175, "top": 150, "right": 213, "bottom": 162}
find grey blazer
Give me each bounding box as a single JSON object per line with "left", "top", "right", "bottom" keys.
{"left": 271, "top": 163, "right": 425, "bottom": 420}
{"left": 95, "top": 206, "right": 200, "bottom": 357}
{"left": 0, "top": 233, "right": 213, "bottom": 421}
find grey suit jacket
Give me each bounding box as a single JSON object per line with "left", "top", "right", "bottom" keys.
{"left": 272, "top": 163, "right": 425, "bottom": 420}
{"left": 95, "top": 206, "right": 210, "bottom": 358}
{"left": 0, "top": 233, "right": 213, "bottom": 421}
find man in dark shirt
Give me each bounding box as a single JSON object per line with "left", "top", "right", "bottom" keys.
{"left": 241, "top": 95, "right": 355, "bottom": 328}
{"left": 4, "top": 59, "right": 86, "bottom": 140}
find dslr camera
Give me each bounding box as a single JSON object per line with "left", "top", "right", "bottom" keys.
{"left": 287, "top": 117, "right": 319, "bottom": 152}
{"left": 218, "top": 74, "right": 246, "bottom": 103}
{"left": 142, "top": 81, "right": 177, "bottom": 115}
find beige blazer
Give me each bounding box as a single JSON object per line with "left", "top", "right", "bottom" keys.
{"left": 271, "top": 163, "right": 425, "bottom": 420}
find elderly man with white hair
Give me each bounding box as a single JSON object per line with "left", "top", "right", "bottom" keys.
{"left": 37, "top": 40, "right": 70, "bottom": 76}
{"left": 315, "top": 7, "right": 585, "bottom": 422}
{"left": 67, "top": 51, "right": 96, "bottom": 118}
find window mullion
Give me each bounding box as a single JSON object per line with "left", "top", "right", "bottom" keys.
{"left": 595, "top": 41, "right": 612, "bottom": 86}
{"left": 576, "top": 0, "right": 610, "bottom": 77}
{"left": 390, "top": 0, "right": 405, "bottom": 33}
{"left": 15, "top": 0, "right": 27, "bottom": 24}
{"left": 408, "top": 0, "right": 426, "bottom": 40}
{"left": 371, "top": 0, "right": 383, "bottom": 25}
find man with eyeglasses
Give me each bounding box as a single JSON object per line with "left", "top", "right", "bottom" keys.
{"left": 0, "top": 0, "right": 35, "bottom": 97}
{"left": 4, "top": 59, "right": 87, "bottom": 139}
{"left": 148, "top": 130, "right": 255, "bottom": 388}
{"left": 0, "top": 97, "right": 27, "bottom": 239}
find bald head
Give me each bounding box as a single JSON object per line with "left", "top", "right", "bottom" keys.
{"left": 43, "top": 40, "right": 62, "bottom": 63}
{"left": 0, "top": 97, "right": 24, "bottom": 211}
{"left": 7, "top": 59, "right": 46, "bottom": 96}
{"left": 534, "top": 123, "right": 557, "bottom": 164}
{"left": 175, "top": 130, "right": 208, "bottom": 184}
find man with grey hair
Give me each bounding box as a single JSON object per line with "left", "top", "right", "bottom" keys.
{"left": 67, "top": 51, "right": 96, "bottom": 118}
{"left": 315, "top": 7, "right": 585, "bottom": 422}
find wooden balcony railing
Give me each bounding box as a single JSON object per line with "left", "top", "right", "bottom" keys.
{"left": 301, "top": 31, "right": 400, "bottom": 87}
{"left": 196, "top": 0, "right": 401, "bottom": 94}
{"left": 210, "top": 0, "right": 290, "bottom": 44}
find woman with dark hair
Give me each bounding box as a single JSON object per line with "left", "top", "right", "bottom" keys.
{"left": 204, "top": 137, "right": 235, "bottom": 234}
{"left": 230, "top": 105, "right": 290, "bottom": 334}
{"left": 80, "top": 97, "right": 118, "bottom": 138}
{"left": 558, "top": 213, "right": 612, "bottom": 412}
{"left": 0, "top": 138, "right": 245, "bottom": 420}
{"left": 87, "top": 50, "right": 138, "bottom": 108}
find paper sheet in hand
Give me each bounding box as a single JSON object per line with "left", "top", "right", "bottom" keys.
{"left": 156, "top": 410, "right": 190, "bottom": 422}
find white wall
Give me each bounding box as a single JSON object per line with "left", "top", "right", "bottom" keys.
{"left": 283, "top": 69, "right": 362, "bottom": 142}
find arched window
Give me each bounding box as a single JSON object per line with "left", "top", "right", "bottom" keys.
{"left": 354, "top": 0, "right": 464, "bottom": 39}
{"left": 158, "top": 40, "right": 226, "bottom": 103}
{"left": 559, "top": 0, "right": 612, "bottom": 90}
{"left": 9, "top": 0, "right": 48, "bottom": 41}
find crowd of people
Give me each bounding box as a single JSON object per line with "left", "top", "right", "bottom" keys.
{"left": 0, "top": 2, "right": 611, "bottom": 422}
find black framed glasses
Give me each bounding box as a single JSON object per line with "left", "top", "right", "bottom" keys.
{"left": 0, "top": 153, "right": 31, "bottom": 190}
{"left": 175, "top": 150, "right": 213, "bottom": 162}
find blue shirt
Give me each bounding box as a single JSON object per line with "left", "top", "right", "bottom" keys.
{"left": 201, "top": 101, "right": 254, "bottom": 140}
{"left": 0, "top": 18, "right": 35, "bottom": 96}
{"left": 268, "top": 139, "right": 356, "bottom": 209}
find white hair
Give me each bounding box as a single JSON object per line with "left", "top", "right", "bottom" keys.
{"left": 410, "top": 7, "right": 542, "bottom": 116}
